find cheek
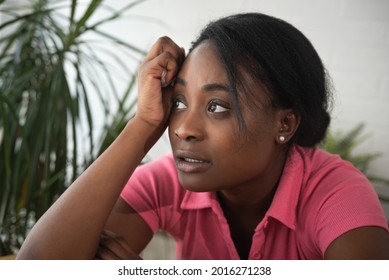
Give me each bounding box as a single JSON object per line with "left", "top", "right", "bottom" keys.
{"left": 226, "top": 129, "right": 277, "bottom": 168}
{"left": 215, "top": 140, "right": 275, "bottom": 186}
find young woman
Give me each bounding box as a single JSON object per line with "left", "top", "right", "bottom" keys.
{"left": 17, "top": 13, "right": 389, "bottom": 260}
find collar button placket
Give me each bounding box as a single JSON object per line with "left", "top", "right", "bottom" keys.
{"left": 253, "top": 252, "right": 262, "bottom": 260}
{"left": 250, "top": 227, "right": 266, "bottom": 260}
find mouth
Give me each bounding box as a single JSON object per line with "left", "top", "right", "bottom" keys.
{"left": 180, "top": 157, "right": 206, "bottom": 163}
{"left": 174, "top": 150, "right": 211, "bottom": 173}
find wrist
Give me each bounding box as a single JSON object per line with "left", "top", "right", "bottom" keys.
{"left": 125, "top": 116, "right": 167, "bottom": 154}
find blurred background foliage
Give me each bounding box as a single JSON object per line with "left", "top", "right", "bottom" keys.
{"left": 0, "top": 0, "right": 145, "bottom": 256}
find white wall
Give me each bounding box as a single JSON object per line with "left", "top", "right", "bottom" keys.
{"left": 103, "top": 0, "right": 389, "bottom": 193}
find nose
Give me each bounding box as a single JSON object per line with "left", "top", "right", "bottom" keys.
{"left": 173, "top": 111, "right": 205, "bottom": 142}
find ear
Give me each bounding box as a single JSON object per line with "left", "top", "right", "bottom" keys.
{"left": 275, "top": 109, "right": 301, "bottom": 145}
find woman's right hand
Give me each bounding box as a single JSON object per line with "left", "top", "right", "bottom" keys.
{"left": 135, "top": 36, "right": 185, "bottom": 129}
{"left": 16, "top": 39, "right": 185, "bottom": 261}
{"left": 95, "top": 230, "right": 141, "bottom": 260}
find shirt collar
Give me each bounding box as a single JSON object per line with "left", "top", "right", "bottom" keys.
{"left": 180, "top": 145, "right": 307, "bottom": 231}
{"left": 180, "top": 189, "right": 217, "bottom": 210}
{"left": 266, "top": 145, "right": 306, "bottom": 230}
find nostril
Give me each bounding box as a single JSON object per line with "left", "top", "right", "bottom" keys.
{"left": 174, "top": 128, "right": 200, "bottom": 142}
{"left": 174, "top": 129, "right": 197, "bottom": 141}
{"left": 173, "top": 115, "right": 205, "bottom": 141}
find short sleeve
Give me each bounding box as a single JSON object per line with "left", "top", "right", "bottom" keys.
{"left": 120, "top": 155, "right": 183, "bottom": 233}
{"left": 312, "top": 167, "right": 388, "bottom": 255}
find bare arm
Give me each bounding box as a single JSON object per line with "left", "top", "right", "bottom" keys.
{"left": 17, "top": 119, "right": 158, "bottom": 259}
{"left": 324, "top": 226, "right": 389, "bottom": 259}
{"left": 96, "top": 198, "right": 153, "bottom": 260}
{"left": 16, "top": 37, "right": 185, "bottom": 259}
{"left": 95, "top": 198, "right": 154, "bottom": 260}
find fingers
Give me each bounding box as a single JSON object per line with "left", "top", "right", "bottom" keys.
{"left": 144, "top": 36, "right": 184, "bottom": 64}
{"left": 95, "top": 230, "right": 141, "bottom": 260}
{"left": 142, "top": 36, "right": 185, "bottom": 87}
{"left": 135, "top": 36, "right": 185, "bottom": 128}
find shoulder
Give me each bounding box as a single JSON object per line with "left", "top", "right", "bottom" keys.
{"left": 121, "top": 154, "right": 184, "bottom": 205}
{"left": 299, "top": 146, "right": 383, "bottom": 219}
{"left": 291, "top": 146, "right": 388, "bottom": 256}
{"left": 294, "top": 145, "right": 371, "bottom": 191}
{"left": 120, "top": 154, "right": 187, "bottom": 232}
{"left": 134, "top": 154, "right": 178, "bottom": 180}
{"left": 293, "top": 145, "right": 383, "bottom": 218}
{"left": 128, "top": 154, "right": 181, "bottom": 191}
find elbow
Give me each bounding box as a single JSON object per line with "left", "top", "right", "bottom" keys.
{"left": 16, "top": 243, "right": 46, "bottom": 260}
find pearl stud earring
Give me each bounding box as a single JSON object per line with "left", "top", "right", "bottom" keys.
{"left": 279, "top": 135, "right": 286, "bottom": 142}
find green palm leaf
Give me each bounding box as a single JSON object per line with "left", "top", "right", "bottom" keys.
{"left": 0, "top": 0, "right": 145, "bottom": 255}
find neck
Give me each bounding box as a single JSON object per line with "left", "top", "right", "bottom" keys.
{"left": 217, "top": 150, "right": 286, "bottom": 217}
{"left": 217, "top": 177, "right": 278, "bottom": 217}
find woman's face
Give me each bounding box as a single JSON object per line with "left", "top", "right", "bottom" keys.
{"left": 168, "top": 41, "right": 285, "bottom": 193}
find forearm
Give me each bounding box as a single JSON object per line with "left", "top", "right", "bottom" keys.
{"left": 17, "top": 117, "right": 164, "bottom": 259}
{"left": 17, "top": 36, "right": 184, "bottom": 259}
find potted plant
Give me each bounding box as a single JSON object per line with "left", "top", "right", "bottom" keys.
{"left": 0, "top": 0, "right": 146, "bottom": 256}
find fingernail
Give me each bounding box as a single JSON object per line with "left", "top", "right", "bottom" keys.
{"left": 161, "top": 69, "right": 168, "bottom": 87}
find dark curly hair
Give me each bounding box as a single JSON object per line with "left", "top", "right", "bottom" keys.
{"left": 190, "top": 13, "right": 333, "bottom": 147}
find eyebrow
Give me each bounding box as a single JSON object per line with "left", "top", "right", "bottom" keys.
{"left": 175, "top": 77, "right": 231, "bottom": 93}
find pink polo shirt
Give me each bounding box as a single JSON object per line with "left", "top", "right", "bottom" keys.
{"left": 120, "top": 145, "right": 388, "bottom": 259}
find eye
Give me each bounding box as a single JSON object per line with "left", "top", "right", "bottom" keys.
{"left": 207, "top": 101, "right": 229, "bottom": 113}
{"left": 173, "top": 99, "right": 187, "bottom": 110}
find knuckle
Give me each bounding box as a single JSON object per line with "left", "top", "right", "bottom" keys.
{"left": 138, "top": 61, "right": 148, "bottom": 72}
{"left": 161, "top": 51, "right": 174, "bottom": 61}
{"left": 157, "top": 36, "right": 172, "bottom": 45}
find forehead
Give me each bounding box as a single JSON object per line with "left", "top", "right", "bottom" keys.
{"left": 180, "top": 41, "right": 275, "bottom": 118}
{"left": 178, "top": 41, "right": 228, "bottom": 84}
